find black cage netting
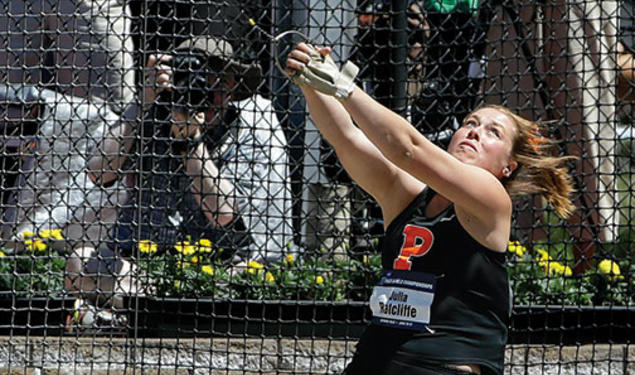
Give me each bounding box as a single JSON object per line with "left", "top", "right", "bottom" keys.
{"left": 0, "top": 0, "right": 632, "bottom": 374}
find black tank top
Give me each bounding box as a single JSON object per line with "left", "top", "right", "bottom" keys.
{"left": 347, "top": 189, "right": 510, "bottom": 375}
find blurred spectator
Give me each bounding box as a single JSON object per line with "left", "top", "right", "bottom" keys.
{"left": 541, "top": 0, "right": 618, "bottom": 273}
{"left": 617, "top": 0, "right": 635, "bottom": 165}
{"left": 618, "top": 0, "right": 635, "bottom": 102}
{"left": 408, "top": 0, "right": 492, "bottom": 146}
{"left": 618, "top": 42, "right": 635, "bottom": 102}
{"left": 349, "top": 0, "right": 393, "bottom": 106}
{"left": 65, "top": 37, "right": 294, "bottom": 318}
{"left": 0, "top": 0, "right": 136, "bottom": 251}
{"left": 0, "top": 85, "right": 127, "bottom": 250}
{"left": 132, "top": 0, "right": 270, "bottom": 91}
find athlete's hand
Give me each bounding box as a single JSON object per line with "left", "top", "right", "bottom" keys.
{"left": 285, "top": 42, "right": 359, "bottom": 99}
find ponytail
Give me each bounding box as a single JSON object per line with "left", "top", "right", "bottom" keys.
{"left": 482, "top": 105, "right": 576, "bottom": 219}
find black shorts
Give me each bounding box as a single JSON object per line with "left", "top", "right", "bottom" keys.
{"left": 343, "top": 325, "right": 484, "bottom": 375}
{"left": 344, "top": 359, "right": 474, "bottom": 375}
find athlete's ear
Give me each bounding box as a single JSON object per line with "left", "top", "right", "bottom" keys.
{"left": 503, "top": 161, "right": 518, "bottom": 178}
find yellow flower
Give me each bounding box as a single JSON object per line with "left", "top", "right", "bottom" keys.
{"left": 138, "top": 240, "right": 158, "bottom": 254}
{"left": 174, "top": 241, "right": 196, "bottom": 256}
{"left": 191, "top": 256, "right": 199, "bottom": 264}
{"left": 507, "top": 241, "right": 526, "bottom": 257}
{"left": 0, "top": 250, "right": 5, "bottom": 257}
{"left": 19, "top": 231, "right": 35, "bottom": 239}
{"left": 197, "top": 239, "right": 213, "bottom": 253}
{"left": 542, "top": 261, "right": 572, "bottom": 277}
{"left": 52, "top": 229, "right": 64, "bottom": 240}
{"left": 284, "top": 254, "right": 295, "bottom": 265}
{"left": 201, "top": 265, "right": 214, "bottom": 276}
{"left": 248, "top": 260, "right": 264, "bottom": 269}
{"left": 38, "top": 229, "right": 64, "bottom": 240}
{"left": 598, "top": 259, "right": 622, "bottom": 281}
{"left": 24, "top": 239, "right": 47, "bottom": 252}
{"left": 315, "top": 275, "right": 324, "bottom": 285}
{"left": 246, "top": 260, "right": 265, "bottom": 275}
{"left": 362, "top": 255, "right": 370, "bottom": 265}
{"left": 265, "top": 272, "right": 275, "bottom": 283}
{"left": 535, "top": 248, "right": 551, "bottom": 261}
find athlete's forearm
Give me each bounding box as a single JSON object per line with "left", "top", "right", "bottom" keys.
{"left": 340, "top": 86, "right": 436, "bottom": 170}
{"left": 301, "top": 86, "right": 358, "bottom": 148}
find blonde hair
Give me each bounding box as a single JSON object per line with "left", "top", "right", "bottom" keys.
{"left": 477, "top": 105, "right": 576, "bottom": 219}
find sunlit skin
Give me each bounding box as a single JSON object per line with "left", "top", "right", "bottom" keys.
{"left": 286, "top": 45, "right": 518, "bottom": 182}
{"left": 285, "top": 44, "right": 518, "bottom": 182}
{"left": 284, "top": 45, "right": 520, "bottom": 225}
{"left": 447, "top": 107, "right": 519, "bottom": 180}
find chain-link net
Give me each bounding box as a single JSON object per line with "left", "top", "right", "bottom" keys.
{"left": 0, "top": 0, "right": 632, "bottom": 374}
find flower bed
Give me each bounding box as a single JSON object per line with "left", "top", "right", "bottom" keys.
{"left": 506, "top": 241, "right": 632, "bottom": 306}
{"left": 0, "top": 232, "right": 632, "bottom": 306}
{"left": 0, "top": 232, "right": 633, "bottom": 342}
{"left": 138, "top": 238, "right": 381, "bottom": 301}
{"left": 0, "top": 230, "right": 66, "bottom": 298}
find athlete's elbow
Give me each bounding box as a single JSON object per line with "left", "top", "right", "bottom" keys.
{"left": 388, "top": 137, "right": 419, "bottom": 166}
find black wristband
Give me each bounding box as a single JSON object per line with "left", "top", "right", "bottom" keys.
{"left": 171, "top": 133, "right": 206, "bottom": 155}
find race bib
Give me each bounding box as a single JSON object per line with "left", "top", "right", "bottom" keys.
{"left": 369, "top": 270, "right": 436, "bottom": 331}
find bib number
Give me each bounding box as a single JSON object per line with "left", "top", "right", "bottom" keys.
{"left": 369, "top": 270, "right": 436, "bottom": 331}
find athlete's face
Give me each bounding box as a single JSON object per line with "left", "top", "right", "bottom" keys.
{"left": 447, "top": 107, "right": 518, "bottom": 179}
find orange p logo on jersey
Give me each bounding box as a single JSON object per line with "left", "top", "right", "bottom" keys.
{"left": 393, "top": 224, "right": 434, "bottom": 270}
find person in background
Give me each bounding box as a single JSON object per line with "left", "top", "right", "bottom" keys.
{"left": 349, "top": 0, "right": 393, "bottom": 106}
{"left": 407, "top": 0, "right": 492, "bottom": 147}
{"left": 64, "top": 37, "right": 294, "bottom": 329}
{"left": 616, "top": 0, "right": 635, "bottom": 166}
{"left": 0, "top": 85, "right": 127, "bottom": 250}
{"left": 541, "top": 0, "right": 618, "bottom": 273}
{"left": 0, "top": 0, "right": 136, "bottom": 249}
{"left": 618, "top": 0, "right": 635, "bottom": 102}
